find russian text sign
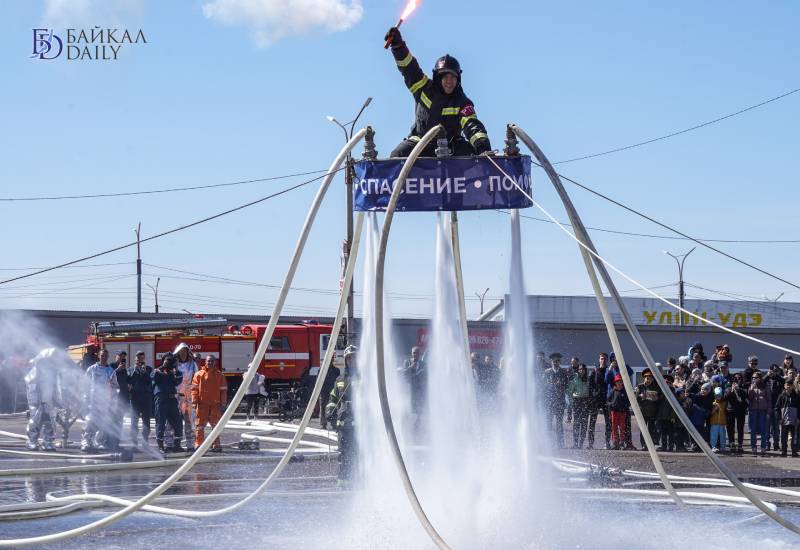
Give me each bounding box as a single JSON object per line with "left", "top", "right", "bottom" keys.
{"left": 353, "top": 156, "right": 533, "bottom": 212}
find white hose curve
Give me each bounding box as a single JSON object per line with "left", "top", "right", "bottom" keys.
{"left": 506, "top": 124, "right": 800, "bottom": 536}
{"left": 374, "top": 124, "right": 452, "bottom": 550}
{"left": 0, "top": 129, "right": 367, "bottom": 547}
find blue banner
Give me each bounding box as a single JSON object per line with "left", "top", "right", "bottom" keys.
{"left": 352, "top": 156, "right": 533, "bottom": 212}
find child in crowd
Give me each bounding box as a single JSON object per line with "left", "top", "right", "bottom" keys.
{"left": 608, "top": 375, "right": 629, "bottom": 450}
{"left": 708, "top": 386, "right": 727, "bottom": 452}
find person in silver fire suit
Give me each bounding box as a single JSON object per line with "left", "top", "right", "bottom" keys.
{"left": 24, "top": 348, "right": 64, "bottom": 451}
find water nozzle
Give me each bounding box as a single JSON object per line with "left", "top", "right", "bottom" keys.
{"left": 504, "top": 125, "right": 520, "bottom": 156}
{"left": 435, "top": 127, "right": 451, "bottom": 157}
{"left": 363, "top": 126, "right": 378, "bottom": 160}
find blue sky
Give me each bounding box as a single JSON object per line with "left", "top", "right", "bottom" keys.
{"left": 1, "top": 0, "right": 799, "bottom": 319}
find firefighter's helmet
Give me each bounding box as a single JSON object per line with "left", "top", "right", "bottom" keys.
{"left": 343, "top": 345, "right": 358, "bottom": 358}
{"left": 432, "top": 54, "right": 462, "bottom": 79}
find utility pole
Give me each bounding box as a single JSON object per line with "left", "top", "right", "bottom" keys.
{"left": 135, "top": 223, "right": 142, "bottom": 313}
{"left": 146, "top": 277, "right": 160, "bottom": 313}
{"left": 326, "top": 97, "right": 372, "bottom": 345}
{"left": 663, "top": 247, "right": 695, "bottom": 326}
{"left": 475, "top": 287, "right": 490, "bottom": 315}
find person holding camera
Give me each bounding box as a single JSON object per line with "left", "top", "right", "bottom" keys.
{"left": 151, "top": 353, "right": 184, "bottom": 453}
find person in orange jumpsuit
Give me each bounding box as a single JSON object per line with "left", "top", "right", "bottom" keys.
{"left": 190, "top": 355, "right": 227, "bottom": 452}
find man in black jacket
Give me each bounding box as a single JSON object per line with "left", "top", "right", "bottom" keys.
{"left": 543, "top": 353, "right": 568, "bottom": 448}
{"left": 129, "top": 351, "right": 154, "bottom": 448}
{"left": 112, "top": 354, "right": 131, "bottom": 451}
{"left": 587, "top": 352, "right": 611, "bottom": 449}
{"left": 774, "top": 381, "right": 800, "bottom": 457}
{"left": 385, "top": 26, "right": 491, "bottom": 157}
{"left": 765, "top": 364, "right": 785, "bottom": 451}
{"left": 151, "top": 353, "right": 184, "bottom": 453}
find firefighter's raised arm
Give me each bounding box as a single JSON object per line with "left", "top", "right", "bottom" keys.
{"left": 384, "top": 27, "right": 428, "bottom": 99}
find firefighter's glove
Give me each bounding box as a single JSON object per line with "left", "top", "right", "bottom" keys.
{"left": 384, "top": 27, "right": 403, "bottom": 48}
{"left": 325, "top": 402, "right": 337, "bottom": 423}
{"left": 474, "top": 140, "right": 492, "bottom": 155}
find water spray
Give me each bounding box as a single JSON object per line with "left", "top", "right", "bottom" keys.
{"left": 484, "top": 125, "right": 800, "bottom": 536}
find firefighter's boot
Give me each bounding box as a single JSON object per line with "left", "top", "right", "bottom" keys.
{"left": 157, "top": 439, "right": 166, "bottom": 453}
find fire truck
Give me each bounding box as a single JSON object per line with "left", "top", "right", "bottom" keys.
{"left": 68, "top": 317, "right": 345, "bottom": 399}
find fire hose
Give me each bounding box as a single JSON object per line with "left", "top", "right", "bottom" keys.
{"left": 486, "top": 124, "right": 800, "bottom": 536}
{"left": 0, "top": 129, "right": 367, "bottom": 547}
{"left": 374, "top": 124, "right": 453, "bottom": 550}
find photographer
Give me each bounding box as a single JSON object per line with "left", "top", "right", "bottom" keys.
{"left": 151, "top": 353, "right": 184, "bottom": 453}
{"left": 129, "top": 351, "right": 154, "bottom": 448}
{"left": 725, "top": 373, "right": 749, "bottom": 454}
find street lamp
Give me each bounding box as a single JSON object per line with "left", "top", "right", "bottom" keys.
{"left": 146, "top": 277, "right": 160, "bottom": 314}
{"left": 663, "top": 247, "right": 695, "bottom": 326}
{"left": 326, "top": 97, "right": 372, "bottom": 345}
{"left": 474, "top": 287, "right": 490, "bottom": 315}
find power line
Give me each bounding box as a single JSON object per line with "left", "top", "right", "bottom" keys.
{"left": 143, "top": 263, "right": 492, "bottom": 301}
{"left": 553, "top": 86, "right": 800, "bottom": 164}
{"left": 2, "top": 275, "right": 135, "bottom": 299}
{"left": 499, "top": 210, "right": 800, "bottom": 244}
{"left": 0, "top": 169, "right": 343, "bottom": 286}
{"left": 683, "top": 282, "right": 800, "bottom": 318}
{"left": 0, "top": 272, "right": 134, "bottom": 291}
{"left": 536, "top": 162, "right": 800, "bottom": 291}
{"left": 684, "top": 282, "right": 766, "bottom": 302}
{"left": 0, "top": 169, "right": 329, "bottom": 202}
{"left": 0, "top": 261, "right": 134, "bottom": 272}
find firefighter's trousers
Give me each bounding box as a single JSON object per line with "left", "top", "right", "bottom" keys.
{"left": 27, "top": 404, "right": 56, "bottom": 449}
{"left": 155, "top": 395, "right": 183, "bottom": 444}
{"left": 337, "top": 425, "right": 356, "bottom": 480}
{"left": 195, "top": 403, "right": 222, "bottom": 448}
{"left": 130, "top": 396, "right": 152, "bottom": 443}
{"left": 178, "top": 395, "right": 196, "bottom": 449}
{"left": 82, "top": 405, "right": 120, "bottom": 450}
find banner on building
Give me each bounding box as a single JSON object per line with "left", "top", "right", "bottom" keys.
{"left": 527, "top": 295, "right": 800, "bottom": 329}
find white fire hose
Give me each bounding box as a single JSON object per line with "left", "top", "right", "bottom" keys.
{"left": 490, "top": 124, "right": 800, "bottom": 536}
{"left": 0, "top": 129, "right": 367, "bottom": 547}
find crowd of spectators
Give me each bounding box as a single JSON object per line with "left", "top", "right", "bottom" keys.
{"left": 534, "top": 342, "right": 800, "bottom": 457}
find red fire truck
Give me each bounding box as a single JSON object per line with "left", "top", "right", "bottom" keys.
{"left": 68, "top": 317, "right": 344, "bottom": 398}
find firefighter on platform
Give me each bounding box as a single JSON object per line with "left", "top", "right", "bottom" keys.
{"left": 191, "top": 355, "right": 227, "bottom": 453}
{"left": 384, "top": 26, "right": 492, "bottom": 157}
{"left": 326, "top": 345, "right": 358, "bottom": 482}
{"left": 24, "top": 348, "right": 63, "bottom": 451}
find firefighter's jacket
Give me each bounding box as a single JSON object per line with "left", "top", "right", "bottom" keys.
{"left": 191, "top": 367, "right": 227, "bottom": 406}
{"left": 391, "top": 42, "right": 491, "bottom": 152}
{"left": 328, "top": 376, "right": 353, "bottom": 429}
